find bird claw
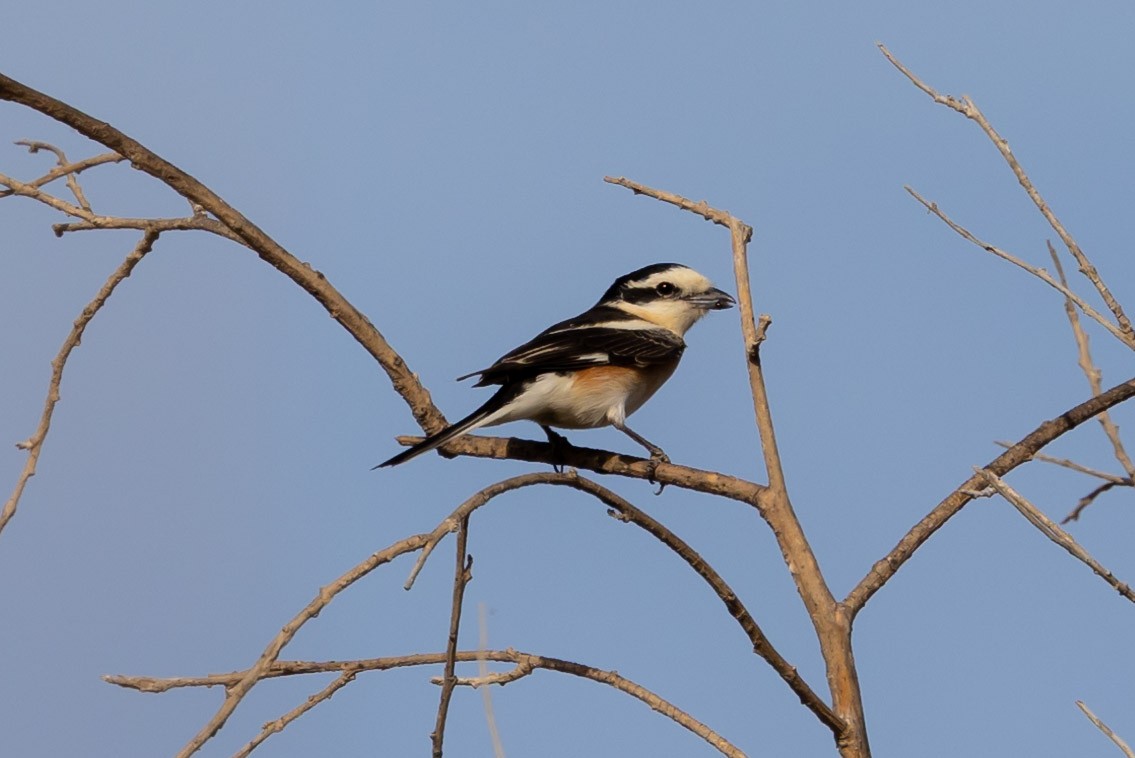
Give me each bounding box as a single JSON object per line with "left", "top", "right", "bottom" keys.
{"left": 541, "top": 426, "right": 573, "bottom": 472}
{"left": 646, "top": 450, "right": 670, "bottom": 495}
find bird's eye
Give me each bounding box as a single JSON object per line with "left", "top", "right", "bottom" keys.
{"left": 655, "top": 282, "right": 677, "bottom": 296}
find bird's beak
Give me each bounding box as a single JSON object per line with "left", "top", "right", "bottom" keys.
{"left": 686, "top": 288, "right": 735, "bottom": 310}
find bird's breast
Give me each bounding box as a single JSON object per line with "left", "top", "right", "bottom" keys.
{"left": 501, "top": 361, "right": 679, "bottom": 429}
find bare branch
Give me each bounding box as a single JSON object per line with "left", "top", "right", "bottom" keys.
{"left": 847, "top": 375, "right": 1135, "bottom": 616}
{"left": 233, "top": 670, "right": 358, "bottom": 758}
{"left": 0, "top": 71, "right": 447, "bottom": 439}
{"left": 1062, "top": 480, "right": 1132, "bottom": 525}
{"left": 1050, "top": 242, "right": 1135, "bottom": 481}
{"left": 1, "top": 142, "right": 123, "bottom": 202}
{"left": 878, "top": 43, "right": 1135, "bottom": 343}
{"left": 604, "top": 176, "right": 864, "bottom": 749}
{"left": 1076, "top": 701, "right": 1135, "bottom": 758}
{"left": 905, "top": 187, "right": 1133, "bottom": 348}
{"left": 1, "top": 231, "right": 158, "bottom": 537}
{"left": 14, "top": 140, "right": 94, "bottom": 210}
{"left": 993, "top": 442, "right": 1129, "bottom": 484}
{"left": 432, "top": 518, "right": 473, "bottom": 757}
{"left": 402, "top": 471, "right": 841, "bottom": 733}
{"left": 974, "top": 469, "right": 1135, "bottom": 604}
{"left": 109, "top": 650, "right": 746, "bottom": 758}
{"left": 170, "top": 532, "right": 432, "bottom": 757}
{"left": 0, "top": 168, "right": 242, "bottom": 243}
{"left": 392, "top": 432, "right": 768, "bottom": 505}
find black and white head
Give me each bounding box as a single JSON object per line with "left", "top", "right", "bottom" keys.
{"left": 600, "top": 263, "right": 735, "bottom": 335}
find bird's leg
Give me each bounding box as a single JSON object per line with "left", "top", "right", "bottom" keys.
{"left": 540, "top": 425, "right": 573, "bottom": 473}
{"left": 611, "top": 419, "right": 669, "bottom": 492}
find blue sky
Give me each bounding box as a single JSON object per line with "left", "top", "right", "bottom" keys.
{"left": 2, "top": 3, "right": 1134, "bottom": 756}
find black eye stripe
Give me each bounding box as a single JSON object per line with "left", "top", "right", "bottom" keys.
{"left": 621, "top": 287, "right": 660, "bottom": 304}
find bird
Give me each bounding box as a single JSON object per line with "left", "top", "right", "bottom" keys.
{"left": 376, "top": 262, "right": 734, "bottom": 471}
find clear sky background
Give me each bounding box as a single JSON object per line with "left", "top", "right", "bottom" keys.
{"left": 2, "top": 3, "right": 1134, "bottom": 757}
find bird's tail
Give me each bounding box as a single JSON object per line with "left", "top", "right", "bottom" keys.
{"left": 374, "top": 399, "right": 505, "bottom": 468}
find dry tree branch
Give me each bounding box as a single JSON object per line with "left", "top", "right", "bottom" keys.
{"left": 904, "top": 187, "right": 1133, "bottom": 348}
{"left": 603, "top": 177, "right": 863, "bottom": 752}
{"left": 878, "top": 43, "right": 1135, "bottom": 343}
{"left": 0, "top": 71, "right": 447, "bottom": 439}
{"left": 432, "top": 517, "right": 473, "bottom": 758}
{"left": 1, "top": 231, "right": 158, "bottom": 535}
{"left": 1076, "top": 701, "right": 1135, "bottom": 758}
{"left": 2, "top": 141, "right": 124, "bottom": 204}
{"left": 108, "top": 650, "right": 746, "bottom": 758}
{"left": 991, "top": 441, "right": 1135, "bottom": 523}
{"left": 401, "top": 470, "right": 840, "bottom": 731}
{"left": 1049, "top": 241, "right": 1135, "bottom": 522}
{"left": 0, "top": 167, "right": 242, "bottom": 242}
{"left": 1061, "top": 480, "right": 1132, "bottom": 525}
{"left": 233, "top": 670, "right": 358, "bottom": 758}
{"left": 993, "top": 442, "right": 1129, "bottom": 484}
{"left": 14, "top": 140, "right": 92, "bottom": 209}
{"left": 974, "top": 468, "right": 1135, "bottom": 604}
{"left": 170, "top": 532, "right": 432, "bottom": 758}
{"left": 394, "top": 432, "right": 769, "bottom": 503}
{"left": 846, "top": 375, "right": 1135, "bottom": 617}
{"left": 146, "top": 470, "right": 781, "bottom": 756}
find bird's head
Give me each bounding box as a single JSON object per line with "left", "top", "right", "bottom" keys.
{"left": 599, "top": 263, "right": 735, "bottom": 336}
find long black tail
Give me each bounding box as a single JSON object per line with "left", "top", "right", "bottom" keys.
{"left": 375, "top": 394, "right": 508, "bottom": 468}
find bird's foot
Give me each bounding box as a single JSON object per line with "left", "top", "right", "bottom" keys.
{"left": 645, "top": 448, "right": 670, "bottom": 495}
{"left": 541, "top": 425, "right": 574, "bottom": 473}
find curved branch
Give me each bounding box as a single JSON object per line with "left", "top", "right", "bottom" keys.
{"left": 403, "top": 471, "right": 841, "bottom": 734}
{"left": 1, "top": 231, "right": 158, "bottom": 537}
{"left": 0, "top": 71, "right": 446, "bottom": 436}
{"left": 108, "top": 650, "right": 746, "bottom": 758}
{"left": 394, "top": 432, "right": 768, "bottom": 504}
{"left": 846, "top": 375, "right": 1135, "bottom": 617}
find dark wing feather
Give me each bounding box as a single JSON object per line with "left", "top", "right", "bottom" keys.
{"left": 460, "top": 312, "right": 685, "bottom": 386}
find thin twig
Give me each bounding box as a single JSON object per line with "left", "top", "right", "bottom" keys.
{"left": 171, "top": 532, "right": 432, "bottom": 757}
{"left": 432, "top": 517, "right": 473, "bottom": 757}
{"left": 14, "top": 140, "right": 93, "bottom": 210}
{"left": 1050, "top": 242, "right": 1135, "bottom": 482}
{"left": 847, "top": 376, "right": 1135, "bottom": 616}
{"left": 905, "top": 186, "right": 1133, "bottom": 348}
{"left": 3, "top": 142, "right": 123, "bottom": 203}
{"left": 233, "top": 670, "right": 358, "bottom": 758}
{"left": 879, "top": 43, "right": 1135, "bottom": 343}
{"left": 974, "top": 468, "right": 1135, "bottom": 604}
{"left": 0, "top": 169, "right": 242, "bottom": 243}
{"left": 109, "top": 650, "right": 745, "bottom": 758}
{"left": 1, "top": 231, "right": 159, "bottom": 536}
{"left": 1062, "top": 480, "right": 1132, "bottom": 524}
{"left": 0, "top": 148, "right": 123, "bottom": 198}
{"left": 1076, "top": 701, "right": 1135, "bottom": 758}
{"left": 993, "top": 442, "right": 1128, "bottom": 484}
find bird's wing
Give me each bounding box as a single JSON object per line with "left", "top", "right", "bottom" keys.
{"left": 459, "top": 320, "right": 685, "bottom": 386}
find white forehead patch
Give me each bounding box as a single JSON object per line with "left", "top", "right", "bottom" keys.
{"left": 637, "top": 266, "right": 714, "bottom": 293}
